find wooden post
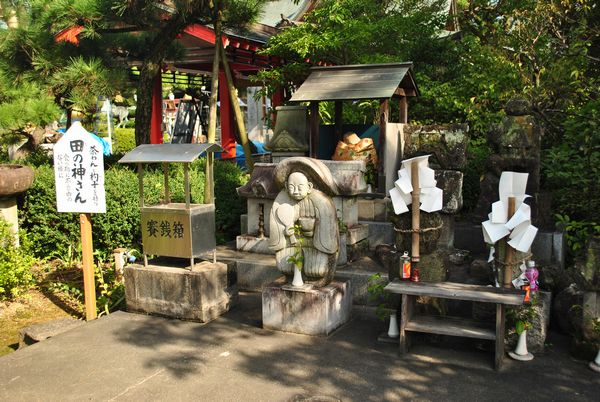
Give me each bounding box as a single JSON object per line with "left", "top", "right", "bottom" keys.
{"left": 162, "top": 163, "right": 170, "bottom": 204}
{"left": 137, "top": 163, "right": 144, "bottom": 208}
{"left": 309, "top": 101, "right": 320, "bottom": 158}
{"left": 205, "top": 17, "right": 220, "bottom": 205}
{"left": 184, "top": 163, "right": 191, "bottom": 210}
{"left": 410, "top": 161, "right": 420, "bottom": 276}
{"left": 495, "top": 303, "right": 506, "bottom": 370}
{"left": 503, "top": 196, "right": 517, "bottom": 288}
{"left": 334, "top": 101, "right": 343, "bottom": 143}
{"left": 399, "top": 96, "right": 408, "bottom": 124}
{"left": 80, "top": 213, "right": 97, "bottom": 321}
{"left": 378, "top": 99, "right": 389, "bottom": 191}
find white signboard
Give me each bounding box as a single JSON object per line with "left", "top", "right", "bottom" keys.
{"left": 54, "top": 122, "right": 106, "bottom": 213}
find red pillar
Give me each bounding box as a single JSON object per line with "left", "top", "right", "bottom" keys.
{"left": 271, "top": 88, "right": 284, "bottom": 127}
{"left": 219, "top": 70, "right": 236, "bottom": 159}
{"left": 150, "top": 71, "right": 163, "bottom": 144}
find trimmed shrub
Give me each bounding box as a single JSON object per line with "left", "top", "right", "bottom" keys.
{"left": 19, "top": 155, "right": 247, "bottom": 258}
{"left": 112, "top": 128, "right": 136, "bottom": 154}
{"left": 212, "top": 160, "right": 248, "bottom": 242}
{"left": 0, "top": 219, "right": 35, "bottom": 300}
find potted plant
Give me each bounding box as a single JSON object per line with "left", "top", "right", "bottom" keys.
{"left": 364, "top": 160, "right": 377, "bottom": 193}
{"left": 508, "top": 296, "right": 537, "bottom": 361}
{"left": 286, "top": 224, "right": 305, "bottom": 287}
{"left": 368, "top": 272, "right": 399, "bottom": 339}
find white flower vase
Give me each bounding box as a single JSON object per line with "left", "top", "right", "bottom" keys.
{"left": 366, "top": 184, "right": 372, "bottom": 193}
{"left": 291, "top": 266, "right": 304, "bottom": 287}
{"left": 509, "top": 330, "right": 534, "bottom": 361}
{"left": 387, "top": 312, "right": 399, "bottom": 338}
{"left": 590, "top": 349, "right": 600, "bottom": 373}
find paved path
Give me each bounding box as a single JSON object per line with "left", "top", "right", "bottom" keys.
{"left": 1, "top": 293, "right": 598, "bottom": 401}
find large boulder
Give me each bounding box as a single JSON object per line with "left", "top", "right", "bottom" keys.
{"left": 403, "top": 124, "right": 469, "bottom": 170}
{"left": 553, "top": 284, "right": 583, "bottom": 335}
{"left": 434, "top": 170, "right": 463, "bottom": 214}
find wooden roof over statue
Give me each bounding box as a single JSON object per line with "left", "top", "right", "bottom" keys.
{"left": 287, "top": 63, "right": 419, "bottom": 192}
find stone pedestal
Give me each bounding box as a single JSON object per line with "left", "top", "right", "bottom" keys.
{"left": 0, "top": 198, "right": 19, "bottom": 246}
{"left": 262, "top": 279, "right": 352, "bottom": 336}
{"left": 271, "top": 152, "right": 306, "bottom": 163}
{"left": 124, "top": 261, "right": 237, "bottom": 323}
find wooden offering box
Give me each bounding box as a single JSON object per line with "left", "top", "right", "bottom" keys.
{"left": 119, "top": 143, "right": 222, "bottom": 267}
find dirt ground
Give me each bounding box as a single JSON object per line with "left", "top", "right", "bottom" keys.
{"left": 0, "top": 289, "right": 77, "bottom": 357}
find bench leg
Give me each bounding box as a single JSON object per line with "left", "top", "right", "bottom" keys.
{"left": 495, "top": 303, "right": 505, "bottom": 370}
{"left": 399, "top": 294, "right": 412, "bottom": 354}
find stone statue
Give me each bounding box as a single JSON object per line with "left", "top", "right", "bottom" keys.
{"left": 269, "top": 157, "right": 339, "bottom": 287}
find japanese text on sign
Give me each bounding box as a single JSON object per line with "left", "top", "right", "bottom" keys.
{"left": 54, "top": 122, "right": 106, "bottom": 213}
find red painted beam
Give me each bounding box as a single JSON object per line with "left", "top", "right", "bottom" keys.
{"left": 219, "top": 71, "right": 236, "bottom": 159}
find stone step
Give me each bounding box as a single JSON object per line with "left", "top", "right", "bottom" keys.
{"left": 213, "top": 245, "right": 388, "bottom": 305}
{"left": 19, "top": 318, "right": 84, "bottom": 349}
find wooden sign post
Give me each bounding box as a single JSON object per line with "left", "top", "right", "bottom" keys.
{"left": 80, "top": 213, "right": 97, "bottom": 320}
{"left": 54, "top": 122, "right": 106, "bottom": 321}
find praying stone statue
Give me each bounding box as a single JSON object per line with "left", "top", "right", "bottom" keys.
{"left": 269, "top": 157, "right": 339, "bottom": 287}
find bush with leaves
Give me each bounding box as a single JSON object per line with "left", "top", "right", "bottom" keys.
{"left": 0, "top": 219, "right": 36, "bottom": 300}
{"left": 542, "top": 99, "right": 600, "bottom": 255}
{"left": 112, "top": 128, "right": 136, "bottom": 154}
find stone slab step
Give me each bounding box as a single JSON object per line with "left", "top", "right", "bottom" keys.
{"left": 19, "top": 318, "right": 83, "bottom": 349}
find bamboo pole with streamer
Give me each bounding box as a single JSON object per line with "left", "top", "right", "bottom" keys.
{"left": 502, "top": 196, "right": 517, "bottom": 288}
{"left": 410, "top": 161, "right": 420, "bottom": 280}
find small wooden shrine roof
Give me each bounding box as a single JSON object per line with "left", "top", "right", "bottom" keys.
{"left": 289, "top": 62, "right": 419, "bottom": 102}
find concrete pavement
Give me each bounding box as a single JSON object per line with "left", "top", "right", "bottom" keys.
{"left": 0, "top": 292, "right": 598, "bottom": 401}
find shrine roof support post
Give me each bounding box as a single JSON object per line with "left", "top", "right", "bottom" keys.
{"left": 309, "top": 101, "right": 320, "bottom": 158}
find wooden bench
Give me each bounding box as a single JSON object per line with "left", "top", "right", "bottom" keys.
{"left": 384, "top": 280, "right": 525, "bottom": 370}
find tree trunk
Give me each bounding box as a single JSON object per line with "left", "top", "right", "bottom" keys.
{"left": 204, "top": 14, "right": 221, "bottom": 204}
{"left": 218, "top": 40, "right": 254, "bottom": 172}
{"left": 133, "top": 13, "right": 191, "bottom": 145}
{"left": 135, "top": 61, "right": 160, "bottom": 145}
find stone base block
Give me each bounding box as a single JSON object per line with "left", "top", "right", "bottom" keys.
{"left": 358, "top": 198, "right": 389, "bottom": 222}
{"left": 347, "top": 224, "right": 369, "bottom": 245}
{"left": 236, "top": 258, "right": 283, "bottom": 291}
{"left": 361, "top": 221, "right": 394, "bottom": 249}
{"left": 236, "top": 235, "right": 273, "bottom": 254}
{"left": 262, "top": 279, "right": 353, "bottom": 336}
{"left": 124, "top": 261, "right": 237, "bottom": 323}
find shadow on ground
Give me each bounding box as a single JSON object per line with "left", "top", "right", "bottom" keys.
{"left": 112, "top": 292, "right": 599, "bottom": 401}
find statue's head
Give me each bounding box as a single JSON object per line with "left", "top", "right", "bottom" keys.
{"left": 286, "top": 171, "right": 313, "bottom": 201}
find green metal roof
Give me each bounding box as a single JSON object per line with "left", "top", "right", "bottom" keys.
{"left": 289, "top": 63, "right": 419, "bottom": 102}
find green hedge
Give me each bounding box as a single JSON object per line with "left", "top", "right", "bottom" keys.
{"left": 112, "top": 128, "right": 136, "bottom": 154}
{"left": 19, "top": 159, "right": 246, "bottom": 259}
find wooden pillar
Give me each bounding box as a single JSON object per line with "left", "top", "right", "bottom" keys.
{"left": 309, "top": 101, "right": 320, "bottom": 158}
{"left": 399, "top": 96, "right": 408, "bottom": 124}
{"left": 334, "top": 101, "right": 343, "bottom": 143}
{"left": 219, "top": 71, "right": 236, "bottom": 159}
{"left": 378, "top": 99, "right": 389, "bottom": 191}
{"left": 150, "top": 71, "right": 163, "bottom": 144}
{"left": 271, "top": 88, "right": 284, "bottom": 127}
